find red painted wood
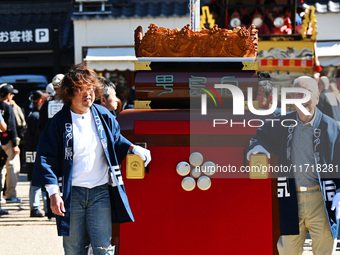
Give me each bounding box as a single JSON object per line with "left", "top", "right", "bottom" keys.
{"left": 120, "top": 146, "right": 273, "bottom": 255}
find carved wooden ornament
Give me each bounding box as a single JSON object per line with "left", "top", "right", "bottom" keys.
{"left": 135, "top": 23, "right": 258, "bottom": 58}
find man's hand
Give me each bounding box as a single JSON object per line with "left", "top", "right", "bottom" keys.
{"left": 331, "top": 193, "right": 340, "bottom": 220}
{"left": 247, "top": 145, "right": 271, "bottom": 161}
{"left": 50, "top": 193, "right": 66, "bottom": 217}
{"left": 9, "top": 99, "right": 15, "bottom": 107}
{"left": 13, "top": 146, "right": 20, "bottom": 155}
{"left": 131, "top": 145, "right": 151, "bottom": 167}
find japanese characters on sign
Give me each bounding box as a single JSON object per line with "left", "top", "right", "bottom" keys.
{"left": 135, "top": 72, "right": 255, "bottom": 100}
{"left": 156, "top": 75, "right": 174, "bottom": 96}
{"left": 0, "top": 30, "right": 34, "bottom": 43}
{"left": 0, "top": 27, "right": 50, "bottom": 50}
{"left": 154, "top": 74, "right": 240, "bottom": 97}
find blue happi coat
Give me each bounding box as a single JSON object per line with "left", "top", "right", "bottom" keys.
{"left": 32, "top": 104, "right": 134, "bottom": 236}
{"left": 249, "top": 108, "right": 340, "bottom": 239}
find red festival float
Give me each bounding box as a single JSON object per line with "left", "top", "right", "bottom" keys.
{"left": 115, "top": 5, "right": 280, "bottom": 254}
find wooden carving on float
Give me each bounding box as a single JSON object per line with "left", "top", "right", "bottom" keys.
{"left": 134, "top": 23, "right": 258, "bottom": 58}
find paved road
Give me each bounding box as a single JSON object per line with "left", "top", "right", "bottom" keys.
{"left": 1, "top": 173, "right": 340, "bottom": 255}
{"left": 0, "top": 174, "right": 63, "bottom": 255}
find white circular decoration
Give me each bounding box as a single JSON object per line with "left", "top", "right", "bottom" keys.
{"left": 230, "top": 17, "right": 241, "bottom": 28}
{"left": 181, "top": 177, "right": 196, "bottom": 191}
{"left": 274, "top": 17, "right": 284, "bottom": 27}
{"left": 197, "top": 176, "right": 212, "bottom": 191}
{"left": 202, "top": 161, "right": 216, "bottom": 176}
{"left": 190, "top": 167, "right": 201, "bottom": 178}
{"left": 252, "top": 17, "right": 263, "bottom": 28}
{"left": 189, "top": 152, "right": 203, "bottom": 166}
{"left": 176, "top": 161, "right": 191, "bottom": 176}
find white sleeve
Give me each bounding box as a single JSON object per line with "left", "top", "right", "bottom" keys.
{"left": 45, "top": 184, "right": 59, "bottom": 197}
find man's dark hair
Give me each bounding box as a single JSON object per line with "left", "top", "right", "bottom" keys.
{"left": 257, "top": 71, "right": 271, "bottom": 81}
{"left": 259, "top": 80, "right": 277, "bottom": 97}
{"left": 98, "top": 77, "right": 116, "bottom": 99}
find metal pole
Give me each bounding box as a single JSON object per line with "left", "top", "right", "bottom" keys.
{"left": 190, "top": 0, "right": 200, "bottom": 31}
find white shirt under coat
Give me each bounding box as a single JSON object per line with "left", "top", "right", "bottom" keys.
{"left": 46, "top": 110, "right": 111, "bottom": 196}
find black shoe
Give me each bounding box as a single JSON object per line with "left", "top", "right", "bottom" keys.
{"left": 0, "top": 208, "right": 9, "bottom": 215}
{"left": 46, "top": 211, "right": 55, "bottom": 219}
{"left": 6, "top": 197, "right": 21, "bottom": 203}
{"left": 30, "top": 209, "right": 45, "bottom": 217}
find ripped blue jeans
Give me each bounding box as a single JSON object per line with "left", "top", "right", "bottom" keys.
{"left": 63, "top": 184, "right": 114, "bottom": 255}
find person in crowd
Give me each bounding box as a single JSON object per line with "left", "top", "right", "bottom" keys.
{"left": 255, "top": 71, "right": 282, "bottom": 115}
{"left": 0, "top": 83, "right": 26, "bottom": 175}
{"left": 330, "top": 80, "right": 340, "bottom": 104}
{"left": 0, "top": 114, "right": 7, "bottom": 215}
{"left": 317, "top": 76, "right": 340, "bottom": 122}
{"left": 32, "top": 63, "right": 151, "bottom": 254}
{"left": 248, "top": 76, "right": 340, "bottom": 254}
{"left": 0, "top": 84, "right": 26, "bottom": 144}
{"left": 39, "top": 73, "right": 65, "bottom": 134}
{"left": 25, "top": 90, "right": 47, "bottom": 217}
{"left": 123, "top": 86, "right": 137, "bottom": 110}
{"left": 38, "top": 73, "right": 64, "bottom": 219}
{"left": 97, "top": 77, "right": 119, "bottom": 115}
{"left": 255, "top": 79, "right": 279, "bottom": 113}
{"left": 45, "top": 82, "right": 55, "bottom": 98}
{"left": 335, "top": 69, "right": 340, "bottom": 90}
{"left": 0, "top": 84, "right": 21, "bottom": 204}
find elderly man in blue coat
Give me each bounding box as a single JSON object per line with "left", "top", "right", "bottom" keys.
{"left": 248, "top": 76, "right": 340, "bottom": 254}
{"left": 32, "top": 63, "right": 151, "bottom": 255}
